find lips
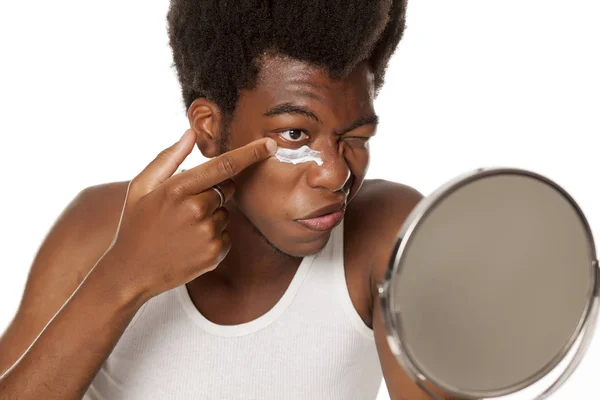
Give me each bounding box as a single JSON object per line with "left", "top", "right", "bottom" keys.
{"left": 295, "top": 202, "right": 346, "bottom": 232}
{"left": 297, "top": 202, "right": 346, "bottom": 220}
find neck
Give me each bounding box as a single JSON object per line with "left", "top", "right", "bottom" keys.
{"left": 203, "top": 204, "right": 302, "bottom": 290}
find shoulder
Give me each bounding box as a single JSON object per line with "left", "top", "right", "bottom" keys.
{"left": 348, "top": 179, "right": 423, "bottom": 215}
{"left": 80, "top": 180, "right": 130, "bottom": 223}
{"left": 75, "top": 181, "right": 130, "bottom": 234}
{"left": 24, "top": 179, "right": 130, "bottom": 308}
{"left": 40, "top": 179, "right": 131, "bottom": 290}
{"left": 351, "top": 183, "right": 454, "bottom": 400}
{"left": 345, "top": 179, "right": 424, "bottom": 295}
{"left": 27, "top": 179, "right": 130, "bottom": 310}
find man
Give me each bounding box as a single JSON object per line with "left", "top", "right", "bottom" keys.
{"left": 0, "top": 1, "right": 453, "bottom": 399}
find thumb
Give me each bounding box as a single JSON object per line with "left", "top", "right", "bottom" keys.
{"left": 133, "top": 129, "right": 196, "bottom": 197}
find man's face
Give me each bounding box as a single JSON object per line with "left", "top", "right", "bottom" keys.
{"left": 225, "top": 55, "right": 378, "bottom": 257}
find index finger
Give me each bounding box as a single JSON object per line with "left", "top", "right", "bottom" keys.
{"left": 168, "top": 137, "right": 278, "bottom": 196}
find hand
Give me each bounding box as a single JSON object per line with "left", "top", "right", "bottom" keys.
{"left": 100, "top": 129, "right": 278, "bottom": 300}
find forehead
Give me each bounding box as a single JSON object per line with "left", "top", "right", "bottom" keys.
{"left": 245, "top": 54, "right": 375, "bottom": 110}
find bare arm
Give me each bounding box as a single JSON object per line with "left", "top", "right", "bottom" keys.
{"left": 0, "top": 181, "right": 134, "bottom": 399}
{"left": 0, "top": 251, "right": 147, "bottom": 400}
{"left": 0, "top": 131, "right": 276, "bottom": 399}
{"left": 0, "top": 182, "right": 129, "bottom": 377}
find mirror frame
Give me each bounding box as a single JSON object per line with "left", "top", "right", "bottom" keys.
{"left": 377, "top": 167, "right": 600, "bottom": 399}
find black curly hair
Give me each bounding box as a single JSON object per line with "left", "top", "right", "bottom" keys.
{"left": 167, "top": 0, "right": 408, "bottom": 118}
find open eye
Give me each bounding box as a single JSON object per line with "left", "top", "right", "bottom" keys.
{"left": 278, "top": 129, "right": 309, "bottom": 142}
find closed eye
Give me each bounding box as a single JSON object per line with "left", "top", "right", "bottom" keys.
{"left": 342, "top": 135, "right": 373, "bottom": 148}
{"left": 345, "top": 136, "right": 371, "bottom": 141}
{"left": 344, "top": 133, "right": 375, "bottom": 143}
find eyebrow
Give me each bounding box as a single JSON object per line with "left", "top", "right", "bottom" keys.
{"left": 264, "top": 102, "right": 321, "bottom": 123}
{"left": 335, "top": 114, "right": 379, "bottom": 135}
{"left": 263, "top": 102, "right": 379, "bottom": 135}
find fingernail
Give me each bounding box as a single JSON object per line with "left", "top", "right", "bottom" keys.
{"left": 265, "top": 138, "right": 278, "bottom": 154}
{"left": 179, "top": 131, "right": 188, "bottom": 142}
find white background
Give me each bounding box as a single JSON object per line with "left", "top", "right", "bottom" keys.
{"left": 0, "top": 1, "right": 598, "bottom": 399}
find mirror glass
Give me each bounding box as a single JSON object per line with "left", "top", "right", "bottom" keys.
{"left": 385, "top": 170, "right": 597, "bottom": 398}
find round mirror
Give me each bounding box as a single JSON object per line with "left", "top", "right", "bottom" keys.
{"left": 378, "top": 167, "right": 599, "bottom": 399}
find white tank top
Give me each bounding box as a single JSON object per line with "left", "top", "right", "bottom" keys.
{"left": 82, "top": 217, "right": 383, "bottom": 400}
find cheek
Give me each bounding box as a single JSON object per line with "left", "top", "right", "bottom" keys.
{"left": 232, "top": 159, "right": 296, "bottom": 210}
{"left": 343, "top": 142, "right": 369, "bottom": 177}
{"left": 342, "top": 143, "right": 370, "bottom": 199}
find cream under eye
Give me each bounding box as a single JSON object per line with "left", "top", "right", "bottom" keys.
{"left": 274, "top": 145, "right": 323, "bottom": 166}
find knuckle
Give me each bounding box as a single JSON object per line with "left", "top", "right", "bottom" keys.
{"left": 208, "top": 240, "right": 223, "bottom": 258}
{"left": 219, "top": 237, "right": 232, "bottom": 259}
{"left": 164, "top": 183, "right": 185, "bottom": 202}
{"left": 188, "top": 201, "right": 207, "bottom": 220}
{"left": 218, "top": 156, "right": 237, "bottom": 177}
{"left": 214, "top": 207, "right": 228, "bottom": 221}
{"left": 220, "top": 207, "right": 230, "bottom": 221}
{"left": 198, "top": 220, "right": 216, "bottom": 237}
{"left": 222, "top": 233, "right": 232, "bottom": 251}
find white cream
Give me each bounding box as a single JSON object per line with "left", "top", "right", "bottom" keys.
{"left": 274, "top": 145, "right": 323, "bottom": 166}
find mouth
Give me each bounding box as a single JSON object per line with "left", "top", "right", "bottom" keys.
{"left": 295, "top": 202, "right": 346, "bottom": 232}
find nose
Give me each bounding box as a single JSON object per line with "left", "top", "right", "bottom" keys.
{"left": 305, "top": 143, "right": 351, "bottom": 193}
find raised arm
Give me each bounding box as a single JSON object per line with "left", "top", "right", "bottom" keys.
{"left": 0, "top": 130, "right": 277, "bottom": 399}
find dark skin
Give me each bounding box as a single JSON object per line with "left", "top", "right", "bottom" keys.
{"left": 185, "top": 53, "right": 453, "bottom": 399}
{"left": 186, "top": 54, "right": 375, "bottom": 323}
{"left": 0, "top": 54, "right": 457, "bottom": 399}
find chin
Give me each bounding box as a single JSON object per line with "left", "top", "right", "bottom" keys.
{"left": 247, "top": 214, "right": 335, "bottom": 258}
{"left": 269, "top": 231, "right": 332, "bottom": 258}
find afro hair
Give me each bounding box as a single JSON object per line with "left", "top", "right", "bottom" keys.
{"left": 167, "top": 0, "right": 408, "bottom": 117}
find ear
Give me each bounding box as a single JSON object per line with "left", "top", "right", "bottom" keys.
{"left": 187, "top": 98, "right": 224, "bottom": 158}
